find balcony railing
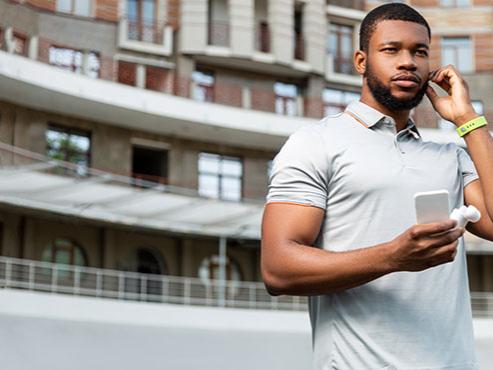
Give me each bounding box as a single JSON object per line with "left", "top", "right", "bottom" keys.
{"left": 127, "top": 18, "right": 165, "bottom": 45}
{"left": 208, "top": 21, "right": 230, "bottom": 47}
{"left": 0, "top": 256, "right": 307, "bottom": 311}
{"left": 1, "top": 256, "right": 492, "bottom": 316}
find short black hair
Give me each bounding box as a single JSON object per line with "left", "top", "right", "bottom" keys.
{"left": 359, "top": 3, "right": 431, "bottom": 52}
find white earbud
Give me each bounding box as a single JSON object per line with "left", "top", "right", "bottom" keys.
{"left": 450, "top": 205, "right": 481, "bottom": 228}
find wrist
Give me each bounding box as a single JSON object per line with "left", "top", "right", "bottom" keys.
{"left": 454, "top": 111, "right": 479, "bottom": 126}
{"left": 379, "top": 241, "right": 399, "bottom": 274}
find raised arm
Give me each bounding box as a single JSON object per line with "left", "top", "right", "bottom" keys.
{"left": 261, "top": 202, "right": 464, "bottom": 296}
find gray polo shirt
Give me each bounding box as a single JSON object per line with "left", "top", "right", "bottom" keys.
{"left": 267, "top": 101, "right": 479, "bottom": 370}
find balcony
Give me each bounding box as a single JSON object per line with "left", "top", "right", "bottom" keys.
{"left": 0, "top": 256, "right": 307, "bottom": 310}
{"left": 118, "top": 15, "right": 173, "bottom": 56}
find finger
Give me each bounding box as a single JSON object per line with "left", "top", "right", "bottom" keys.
{"left": 426, "top": 85, "right": 440, "bottom": 105}
{"left": 427, "top": 228, "right": 464, "bottom": 248}
{"left": 412, "top": 219, "right": 457, "bottom": 238}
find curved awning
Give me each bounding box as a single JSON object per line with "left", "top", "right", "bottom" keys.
{"left": 0, "top": 143, "right": 263, "bottom": 240}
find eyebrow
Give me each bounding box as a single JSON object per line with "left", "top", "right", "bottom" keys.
{"left": 378, "top": 41, "right": 429, "bottom": 50}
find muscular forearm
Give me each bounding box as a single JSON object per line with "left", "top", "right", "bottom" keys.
{"left": 463, "top": 125, "right": 493, "bottom": 219}
{"left": 262, "top": 241, "right": 395, "bottom": 296}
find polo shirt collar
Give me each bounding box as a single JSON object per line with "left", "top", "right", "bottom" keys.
{"left": 345, "top": 100, "right": 421, "bottom": 140}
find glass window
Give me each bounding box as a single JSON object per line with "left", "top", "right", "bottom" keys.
{"left": 46, "top": 124, "right": 91, "bottom": 176}
{"left": 328, "top": 23, "right": 355, "bottom": 75}
{"left": 274, "top": 82, "right": 299, "bottom": 116}
{"left": 127, "top": 0, "right": 160, "bottom": 43}
{"left": 41, "top": 238, "right": 87, "bottom": 279}
{"left": 323, "top": 88, "right": 360, "bottom": 117}
{"left": 49, "top": 47, "right": 100, "bottom": 78}
{"left": 56, "top": 0, "right": 92, "bottom": 16}
{"left": 441, "top": 37, "right": 473, "bottom": 73}
{"left": 192, "top": 71, "right": 215, "bottom": 102}
{"left": 440, "top": 0, "right": 469, "bottom": 7}
{"left": 198, "top": 152, "right": 242, "bottom": 201}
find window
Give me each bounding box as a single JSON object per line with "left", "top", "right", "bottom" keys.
{"left": 132, "top": 145, "right": 168, "bottom": 186}
{"left": 49, "top": 46, "right": 100, "bottom": 78}
{"left": 254, "top": 0, "right": 270, "bottom": 53}
{"left": 56, "top": 0, "right": 92, "bottom": 17}
{"left": 328, "top": 23, "right": 355, "bottom": 75}
{"left": 41, "top": 238, "right": 87, "bottom": 279}
{"left": 118, "top": 61, "right": 137, "bottom": 86}
{"left": 192, "top": 71, "right": 215, "bottom": 102}
{"left": 294, "top": 4, "right": 305, "bottom": 60}
{"left": 198, "top": 153, "right": 243, "bottom": 201}
{"left": 127, "top": 0, "right": 162, "bottom": 44}
{"left": 441, "top": 37, "right": 473, "bottom": 73}
{"left": 323, "top": 88, "right": 360, "bottom": 116}
{"left": 208, "top": 0, "right": 230, "bottom": 46}
{"left": 440, "top": 0, "right": 469, "bottom": 7}
{"left": 275, "top": 82, "right": 299, "bottom": 116}
{"left": 46, "top": 124, "right": 91, "bottom": 175}
{"left": 13, "top": 32, "right": 27, "bottom": 56}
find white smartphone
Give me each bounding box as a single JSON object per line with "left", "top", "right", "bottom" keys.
{"left": 414, "top": 190, "right": 450, "bottom": 224}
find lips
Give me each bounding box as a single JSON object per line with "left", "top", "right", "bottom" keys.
{"left": 392, "top": 74, "right": 420, "bottom": 88}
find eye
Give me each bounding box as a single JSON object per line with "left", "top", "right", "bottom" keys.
{"left": 416, "top": 49, "right": 429, "bottom": 57}
{"left": 383, "top": 47, "right": 397, "bottom": 53}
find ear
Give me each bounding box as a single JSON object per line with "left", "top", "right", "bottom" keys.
{"left": 354, "top": 50, "right": 366, "bottom": 76}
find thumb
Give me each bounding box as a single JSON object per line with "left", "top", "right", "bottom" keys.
{"left": 426, "top": 85, "right": 439, "bottom": 106}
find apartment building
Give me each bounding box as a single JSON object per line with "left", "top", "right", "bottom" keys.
{"left": 0, "top": 0, "right": 491, "bottom": 302}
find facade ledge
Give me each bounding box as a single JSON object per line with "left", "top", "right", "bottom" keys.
{"left": 0, "top": 51, "right": 309, "bottom": 151}
{"left": 326, "top": 5, "right": 366, "bottom": 21}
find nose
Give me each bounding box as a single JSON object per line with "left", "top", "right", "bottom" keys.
{"left": 397, "top": 50, "right": 417, "bottom": 70}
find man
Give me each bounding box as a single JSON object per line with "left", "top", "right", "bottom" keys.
{"left": 262, "top": 3, "right": 493, "bottom": 370}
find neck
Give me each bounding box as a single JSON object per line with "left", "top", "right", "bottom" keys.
{"left": 360, "top": 84, "right": 410, "bottom": 132}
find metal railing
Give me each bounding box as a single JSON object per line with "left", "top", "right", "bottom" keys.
{"left": 0, "top": 256, "right": 307, "bottom": 311}
{"left": 1, "top": 256, "right": 492, "bottom": 316}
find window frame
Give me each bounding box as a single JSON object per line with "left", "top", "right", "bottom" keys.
{"left": 328, "top": 22, "right": 356, "bottom": 75}
{"left": 56, "top": 0, "right": 94, "bottom": 17}
{"left": 198, "top": 152, "right": 243, "bottom": 201}
{"left": 46, "top": 123, "right": 92, "bottom": 171}
{"left": 441, "top": 36, "right": 474, "bottom": 73}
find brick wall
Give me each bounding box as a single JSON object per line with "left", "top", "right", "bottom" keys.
{"left": 474, "top": 34, "right": 493, "bottom": 72}
{"left": 118, "top": 61, "right": 137, "bottom": 86}
{"left": 26, "top": 0, "right": 56, "bottom": 12}
{"left": 168, "top": 0, "right": 180, "bottom": 29}
{"left": 146, "top": 66, "right": 169, "bottom": 92}
{"left": 214, "top": 81, "right": 242, "bottom": 107}
{"left": 473, "top": 0, "right": 493, "bottom": 5}
{"left": 410, "top": 0, "right": 439, "bottom": 6}
{"left": 95, "top": 0, "right": 119, "bottom": 22}
{"left": 429, "top": 35, "right": 441, "bottom": 70}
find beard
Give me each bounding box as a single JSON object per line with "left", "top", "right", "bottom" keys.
{"left": 365, "top": 61, "right": 428, "bottom": 111}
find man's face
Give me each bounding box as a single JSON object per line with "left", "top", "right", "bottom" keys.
{"left": 364, "top": 20, "right": 430, "bottom": 111}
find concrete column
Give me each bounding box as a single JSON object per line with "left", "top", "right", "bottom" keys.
{"left": 28, "top": 36, "right": 38, "bottom": 60}
{"left": 305, "top": 76, "right": 325, "bottom": 119}
{"left": 179, "top": 0, "right": 208, "bottom": 53}
{"left": 304, "top": 0, "right": 326, "bottom": 74}
{"left": 269, "top": 0, "right": 294, "bottom": 64}
{"left": 136, "top": 64, "right": 146, "bottom": 88}
{"left": 230, "top": 0, "right": 255, "bottom": 57}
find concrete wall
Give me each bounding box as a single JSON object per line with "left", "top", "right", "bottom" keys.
{"left": 0, "top": 289, "right": 312, "bottom": 370}
{"left": 1, "top": 289, "right": 493, "bottom": 370}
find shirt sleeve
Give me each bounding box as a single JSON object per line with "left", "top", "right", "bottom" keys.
{"left": 456, "top": 146, "right": 479, "bottom": 187}
{"left": 266, "top": 126, "right": 329, "bottom": 210}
